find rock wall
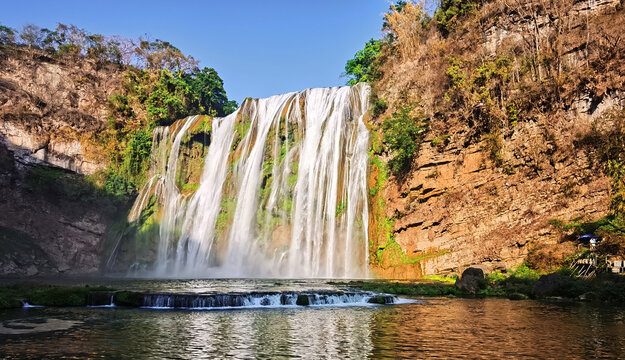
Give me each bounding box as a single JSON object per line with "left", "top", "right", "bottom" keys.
{"left": 371, "top": 0, "right": 624, "bottom": 278}
{"left": 0, "top": 46, "right": 122, "bottom": 174}
{"left": 0, "top": 46, "right": 126, "bottom": 276}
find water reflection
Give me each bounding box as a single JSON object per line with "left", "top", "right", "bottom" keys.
{"left": 1, "top": 298, "right": 624, "bottom": 359}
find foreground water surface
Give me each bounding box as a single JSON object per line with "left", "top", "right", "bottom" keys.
{"left": 1, "top": 279, "right": 624, "bottom": 359}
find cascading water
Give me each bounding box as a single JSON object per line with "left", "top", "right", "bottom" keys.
{"left": 128, "top": 84, "right": 370, "bottom": 278}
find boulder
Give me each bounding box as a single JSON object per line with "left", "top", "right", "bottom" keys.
{"left": 296, "top": 294, "right": 310, "bottom": 306}
{"left": 532, "top": 273, "right": 569, "bottom": 297}
{"left": 455, "top": 267, "right": 486, "bottom": 294}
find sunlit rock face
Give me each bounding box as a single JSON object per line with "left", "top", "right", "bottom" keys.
{"left": 126, "top": 84, "right": 371, "bottom": 278}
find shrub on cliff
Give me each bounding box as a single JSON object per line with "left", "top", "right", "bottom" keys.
{"left": 434, "top": 0, "right": 482, "bottom": 35}
{"left": 382, "top": 106, "right": 428, "bottom": 173}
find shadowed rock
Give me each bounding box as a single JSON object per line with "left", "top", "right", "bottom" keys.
{"left": 455, "top": 267, "right": 486, "bottom": 294}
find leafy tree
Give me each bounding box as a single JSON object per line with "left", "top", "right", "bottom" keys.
{"left": 184, "top": 67, "right": 237, "bottom": 116}
{"left": 145, "top": 70, "right": 193, "bottom": 126}
{"left": 382, "top": 106, "right": 428, "bottom": 173}
{"left": 344, "top": 38, "right": 382, "bottom": 85}
{"left": 0, "top": 25, "right": 16, "bottom": 44}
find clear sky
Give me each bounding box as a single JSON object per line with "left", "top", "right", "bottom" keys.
{"left": 1, "top": 1, "right": 390, "bottom": 104}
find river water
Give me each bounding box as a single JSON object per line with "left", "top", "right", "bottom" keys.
{"left": 0, "top": 279, "right": 624, "bottom": 359}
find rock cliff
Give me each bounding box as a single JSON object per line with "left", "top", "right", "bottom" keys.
{"left": 0, "top": 45, "right": 125, "bottom": 276}
{"left": 369, "top": 0, "right": 625, "bottom": 278}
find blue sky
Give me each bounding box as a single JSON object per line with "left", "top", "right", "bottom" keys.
{"left": 1, "top": 1, "right": 390, "bottom": 104}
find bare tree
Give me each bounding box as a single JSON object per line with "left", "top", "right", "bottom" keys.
{"left": 19, "top": 24, "right": 45, "bottom": 48}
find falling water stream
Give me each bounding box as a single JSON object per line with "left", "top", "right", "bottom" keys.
{"left": 126, "top": 84, "right": 371, "bottom": 278}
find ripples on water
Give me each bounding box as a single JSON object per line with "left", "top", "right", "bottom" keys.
{"left": 0, "top": 280, "right": 624, "bottom": 359}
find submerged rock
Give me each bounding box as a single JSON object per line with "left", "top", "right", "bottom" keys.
{"left": 532, "top": 274, "right": 569, "bottom": 297}
{"left": 367, "top": 295, "right": 396, "bottom": 304}
{"left": 455, "top": 267, "right": 486, "bottom": 294}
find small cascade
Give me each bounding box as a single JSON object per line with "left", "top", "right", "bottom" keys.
{"left": 126, "top": 84, "right": 371, "bottom": 278}
{"left": 86, "top": 291, "right": 116, "bottom": 307}
{"left": 141, "top": 291, "right": 399, "bottom": 309}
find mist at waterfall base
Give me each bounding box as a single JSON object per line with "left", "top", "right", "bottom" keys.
{"left": 113, "top": 84, "right": 371, "bottom": 279}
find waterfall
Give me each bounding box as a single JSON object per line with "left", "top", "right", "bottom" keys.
{"left": 129, "top": 84, "right": 370, "bottom": 278}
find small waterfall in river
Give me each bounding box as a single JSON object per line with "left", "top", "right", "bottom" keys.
{"left": 128, "top": 84, "right": 370, "bottom": 278}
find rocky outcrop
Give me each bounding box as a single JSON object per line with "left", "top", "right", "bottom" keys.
{"left": 0, "top": 46, "right": 123, "bottom": 174}
{"left": 0, "top": 141, "right": 122, "bottom": 276}
{"left": 0, "top": 46, "right": 127, "bottom": 276}
{"left": 379, "top": 102, "right": 616, "bottom": 276}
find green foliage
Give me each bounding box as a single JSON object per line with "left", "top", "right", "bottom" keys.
{"left": 345, "top": 263, "right": 623, "bottom": 302}
{"left": 434, "top": 0, "right": 481, "bottom": 35}
{"left": 125, "top": 130, "right": 152, "bottom": 176}
{"left": 104, "top": 172, "right": 135, "bottom": 198}
{"left": 371, "top": 97, "right": 388, "bottom": 118}
{"left": 431, "top": 134, "right": 451, "bottom": 146}
{"left": 25, "top": 166, "right": 64, "bottom": 191}
{"left": 336, "top": 200, "right": 347, "bottom": 217}
{"left": 0, "top": 284, "right": 112, "bottom": 308}
{"left": 113, "top": 291, "right": 144, "bottom": 307}
{"left": 145, "top": 70, "right": 193, "bottom": 126}
{"left": 143, "top": 67, "right": 238, "bottom": 126}
{"left": 445, "top": 57, "right": 466, "bottom": 89}
{"left": 507, "top": 103, "right": 519, "bottom": 126}
{"left": 368, "top": 156, "right": 388, "bottom": 197}
{"left": 345, "top": 39, "right": 382, "bottom": 85}
{"left": 108, "top": 94, "right": 134, "bottom": 119}
{"left": 184, "top": 67, "right": 238, "bottom": 117}
{"left": 25, "top": 166, "right": 131, "bottom": 204}
{"left": 181, "top": 183, "right": 200, "bottom": 192}
{"left": 549, "top": 215, "right": 625, "bottom": 240}
{"left": 232, "top": 119, "right": 251, "bottom": 151}
{"left": 382, "top": 106, "right": 428, "bottom": 173}
{"left": 216, "top": 197, "right": 237, "bottom": 236}
{"left": 376, "top": 237, "right": 449, "bottom": 267}
{"left": 103, "top": 66, "right": 236, "bottom": 191}
{"left": 423, "top": 274, "right": 458, "bottom": 283}
{"left": 508, "top": 263, "right": 541, "bottom": 281}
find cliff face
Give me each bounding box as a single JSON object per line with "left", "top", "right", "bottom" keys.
{"left": 0, "top": 46, "right": 122, "bottom": 174}
{"left": 0, "top": 46, "right": 125, "bottom": 276}
{"left": 370, "top": 0, "right": 625, "bottom": 277}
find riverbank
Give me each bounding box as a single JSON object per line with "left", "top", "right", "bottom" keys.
{"left": 340, "top": 271, "right": 625, "bottom": 304}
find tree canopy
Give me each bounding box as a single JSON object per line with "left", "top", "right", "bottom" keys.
{"left": 344, "top": 38, "right": 381, "bottom": 86}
